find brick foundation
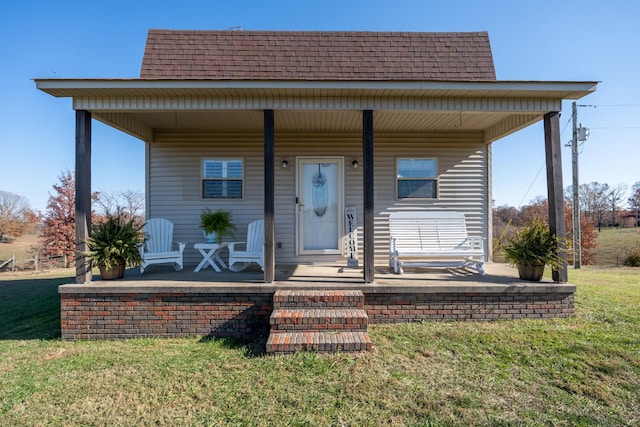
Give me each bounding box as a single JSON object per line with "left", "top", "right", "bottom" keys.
{"left": 364, "top": 292, "right": 575, "bottom": 322}
{"left": 59, "top": 284, "right": 575, "bottom": 340}
{"left": 60, "top": 291, "right": 272, "bottom": 340}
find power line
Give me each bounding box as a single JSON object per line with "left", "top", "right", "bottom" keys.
{"left": 517, "top": 162, "right": 546, "bottom": 208}
{"left": 590, "top": 126, "right": 640, "bottom": 129}
{"left": 587, "top": 104, "right": 640, "bottom": 107}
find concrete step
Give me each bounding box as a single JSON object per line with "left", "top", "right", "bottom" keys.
{"left": 273, "top": 289, "right": 364, "bottom": 308}
{"left": 266, "top": 331, "right": 372, "bottom": 354}
{"left": 270, "top": 308, "right": 368, "bottom": 331}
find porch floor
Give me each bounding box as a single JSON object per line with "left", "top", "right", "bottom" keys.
{"left": 75, "top": 262, "right": 568, "bottom": 292}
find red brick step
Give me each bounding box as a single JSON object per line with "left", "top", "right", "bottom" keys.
{"left": 270, "top": 308, "right": 368, "bottom": 331}
{"left": 273, "top": 289, "right": 364, "bottom": 308}
{"left": 266, "top": 331, "right": 372, "bottom": 354}
{"left": 266, "top": 290, "right": 372, "bottom": 354}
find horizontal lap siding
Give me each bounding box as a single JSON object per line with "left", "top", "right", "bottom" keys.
{"left": 149, "top": 131, "right": 487, "bottom": 266}
{"left": 149, "top": 132, "right": 265, "bottom": 265}
{"left": 374, "top": 132, "right": 488, "bottom": 263}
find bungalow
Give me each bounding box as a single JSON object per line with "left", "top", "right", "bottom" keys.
{"left": 36, "top": 29, "right": 596, "bottom": 285}
{"left": 36, "top": 30, "right": 596, "bottom": 346}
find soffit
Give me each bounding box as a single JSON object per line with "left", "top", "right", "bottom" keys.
{"left": 102, "top": 110, "right": 515, "bottom": 132}
{"left": 35, "top": 79, "right": 597, "bottom": 143}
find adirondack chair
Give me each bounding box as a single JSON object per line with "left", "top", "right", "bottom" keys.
{"left": 139, "top": 218, "right": 185, "bottom": 274}
{"left": 228, "top": 219, "right": 264, "bottom": 272}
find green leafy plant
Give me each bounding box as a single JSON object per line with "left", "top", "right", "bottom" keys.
{"left": 85, "top": 212, "right": 146, "bottom": 268}
{"left": 503, "top": 219, "right": 562, "bottom": 269}
{"left": 623, "top": 248, "right": 640, "bottom": 267}
{"left": 200, "top": 208, "right": 236, "bottom": 242}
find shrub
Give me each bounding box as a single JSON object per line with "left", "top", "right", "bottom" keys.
{"left": 503, "top": 218, "right": 562, "bottom": 268}
{"left": 85, "top": 211, "right": 146, "bottom": 267}
{"left": 622, "top": 249, "right": 640, "bottom": 267}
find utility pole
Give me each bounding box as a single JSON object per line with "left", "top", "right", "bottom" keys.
{"left": 572, "top": 102, "right": 581, "bottom": 269}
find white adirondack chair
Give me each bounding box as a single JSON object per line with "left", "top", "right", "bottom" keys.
{"left": 139, "top": 218, "right": 185, "bottom": 274}
{"left": 228, "top": 219, "right": 264, "bottom": 272}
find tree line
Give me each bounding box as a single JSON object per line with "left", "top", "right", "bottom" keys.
{"left": 494, "top": 180, "right": 640, "bottom": 265}
{"left": 572, "top": 181, "right": 640, "bottom": 228}
{"left": 493, "top": 197, "right": 598, "bottom": 265}
{"left": 1, "top": 171, "right": 144, "bottom": 269}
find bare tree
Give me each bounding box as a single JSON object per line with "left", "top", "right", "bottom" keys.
{"left": 119, "top": 189, "right": 145, "bottom": 220}
{"left": 629, "top": 181, "right": 640, "bottom": 227}
{"left": 95, "top": 190, "right": 145, "bottom": 224}
{"left": 0, "top": 191, "right": 39, "bottom": 241}
{"left": 607, "top": 183, "right": 628, "bottom": 226}
{"left": 579, "top": 182, "right": 610, "bottom": 228}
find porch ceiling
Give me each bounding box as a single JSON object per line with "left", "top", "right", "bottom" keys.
{"left": 99, "top": 109, "right": 527, "bottom": 133}
{"left": 35, "top": 79, "right": 597, "bottom": 143}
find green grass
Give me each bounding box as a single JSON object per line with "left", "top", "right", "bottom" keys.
{"left": 1, "top": 269, "right": 639, "bottom": 426}
{"left": 594, "top": 227, "right": 640, "bottom": 266}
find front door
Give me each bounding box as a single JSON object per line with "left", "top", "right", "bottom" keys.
{"left": 296, "top": 157, "right": 344, "bottom": 255}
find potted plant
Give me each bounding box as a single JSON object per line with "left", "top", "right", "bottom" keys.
{"left": 200, "top": 208, "right": 236, "bottom": 243}
{"left": 503, "top": 219, "right": 562, "bottom": 281}
{"left": 85, "top": 212, "right": 146, "bottom": 280}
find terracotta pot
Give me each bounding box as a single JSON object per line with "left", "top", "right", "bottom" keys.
{"left": 517, "top": 263, "right": 545, "bottom": 281}
{"left": 98, "top": 258, "right": 126, "bottom": 280}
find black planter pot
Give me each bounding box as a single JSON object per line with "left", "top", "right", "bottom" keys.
{"left": 517, "top": 263, "right": 545, "bottom": 281}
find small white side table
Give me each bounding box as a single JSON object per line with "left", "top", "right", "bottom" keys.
{"left": 194, "top": 242, "right": 228, "bottom": 272}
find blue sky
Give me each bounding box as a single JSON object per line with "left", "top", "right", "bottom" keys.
{"left": 1, "top": 0, "right": 638, "bottom": 212}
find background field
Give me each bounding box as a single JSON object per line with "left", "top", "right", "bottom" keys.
{"left": 594, "top": 227, "right": 640, "bottom": 266}
{"left": 0, "top": 231, "right": 38, "bottom": 263}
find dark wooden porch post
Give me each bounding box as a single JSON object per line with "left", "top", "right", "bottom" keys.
{"left": 544, "top": 111, "right": 568, "bottom": 283}
{"left": 263, "top": 110, "right": 275, "bottom": 283}
{"left": 363, "top": 110, "right": 375, "bottom": 283}
{"left": 75, "top": 110, "right": 92, "bottom": 284}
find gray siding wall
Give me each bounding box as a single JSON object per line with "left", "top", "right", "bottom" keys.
{"left": 149, "top": 131, "right": 488, "bottom": 266}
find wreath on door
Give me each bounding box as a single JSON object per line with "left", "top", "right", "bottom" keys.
{"left": 311, "top": 163, "right": 328, "bottom": 217}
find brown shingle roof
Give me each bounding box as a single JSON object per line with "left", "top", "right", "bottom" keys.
{"left": 140, "top": 30, "right": 496, "bottom": 81}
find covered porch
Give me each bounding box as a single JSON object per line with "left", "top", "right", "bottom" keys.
{"left": 35, "top": 30, "right": 598, "bottom": 288}
{"left": 36, "top": 81, "right": 597, "bottom": 286}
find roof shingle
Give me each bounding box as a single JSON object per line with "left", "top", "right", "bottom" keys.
{"left": 140, "top": 30, "right": 496, "bottom": 81}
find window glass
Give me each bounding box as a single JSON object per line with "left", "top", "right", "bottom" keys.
{"left": 202, "top": 159, "right": 243, "bottom": 198}
{"left": 397, "top": 159, "right": 436, "bottom": 179}
{"left": 397, "top": 158, "right": 437, "bottom": 199}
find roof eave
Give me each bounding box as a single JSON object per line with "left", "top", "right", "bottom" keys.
{"left": 35, "top": 78, "right": 598, "bottom": 100}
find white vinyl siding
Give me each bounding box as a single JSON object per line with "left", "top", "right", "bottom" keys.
{"left": 148, "top": 131, "right": 489, "bottom": 266}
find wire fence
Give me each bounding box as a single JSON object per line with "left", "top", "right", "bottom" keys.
{"left": 0, "top": 254, "right": 68, "bottom": 273}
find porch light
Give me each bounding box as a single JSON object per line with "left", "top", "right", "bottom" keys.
{"left": 281, "top": 159, "right": 289, "bottom": 168}
{"left": 351, "top": 159, "right": 359, "bottom": 168}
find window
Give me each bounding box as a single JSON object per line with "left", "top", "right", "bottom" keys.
{"left": 202, "top": 159, "right": 243, "bottom": 199}
{"left": 396, "top": 158, "right": 437, "bottom": 199}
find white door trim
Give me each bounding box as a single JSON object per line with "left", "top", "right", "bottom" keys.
{"left": 295, "top": 156, "right": 344, "bottom": 256}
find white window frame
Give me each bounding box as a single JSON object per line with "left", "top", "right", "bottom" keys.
{"left": 395, "top": 158, "right": 438, "bottom": 200}
{"left": 201, "top": 158, "right": 244, "bottom": 199}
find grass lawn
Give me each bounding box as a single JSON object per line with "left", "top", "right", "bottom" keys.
{"left": 594, "top": 227, "right": 640, "bottom": 266}
{"left": 1, "top": 269, "right": 639, "bottom": 426}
